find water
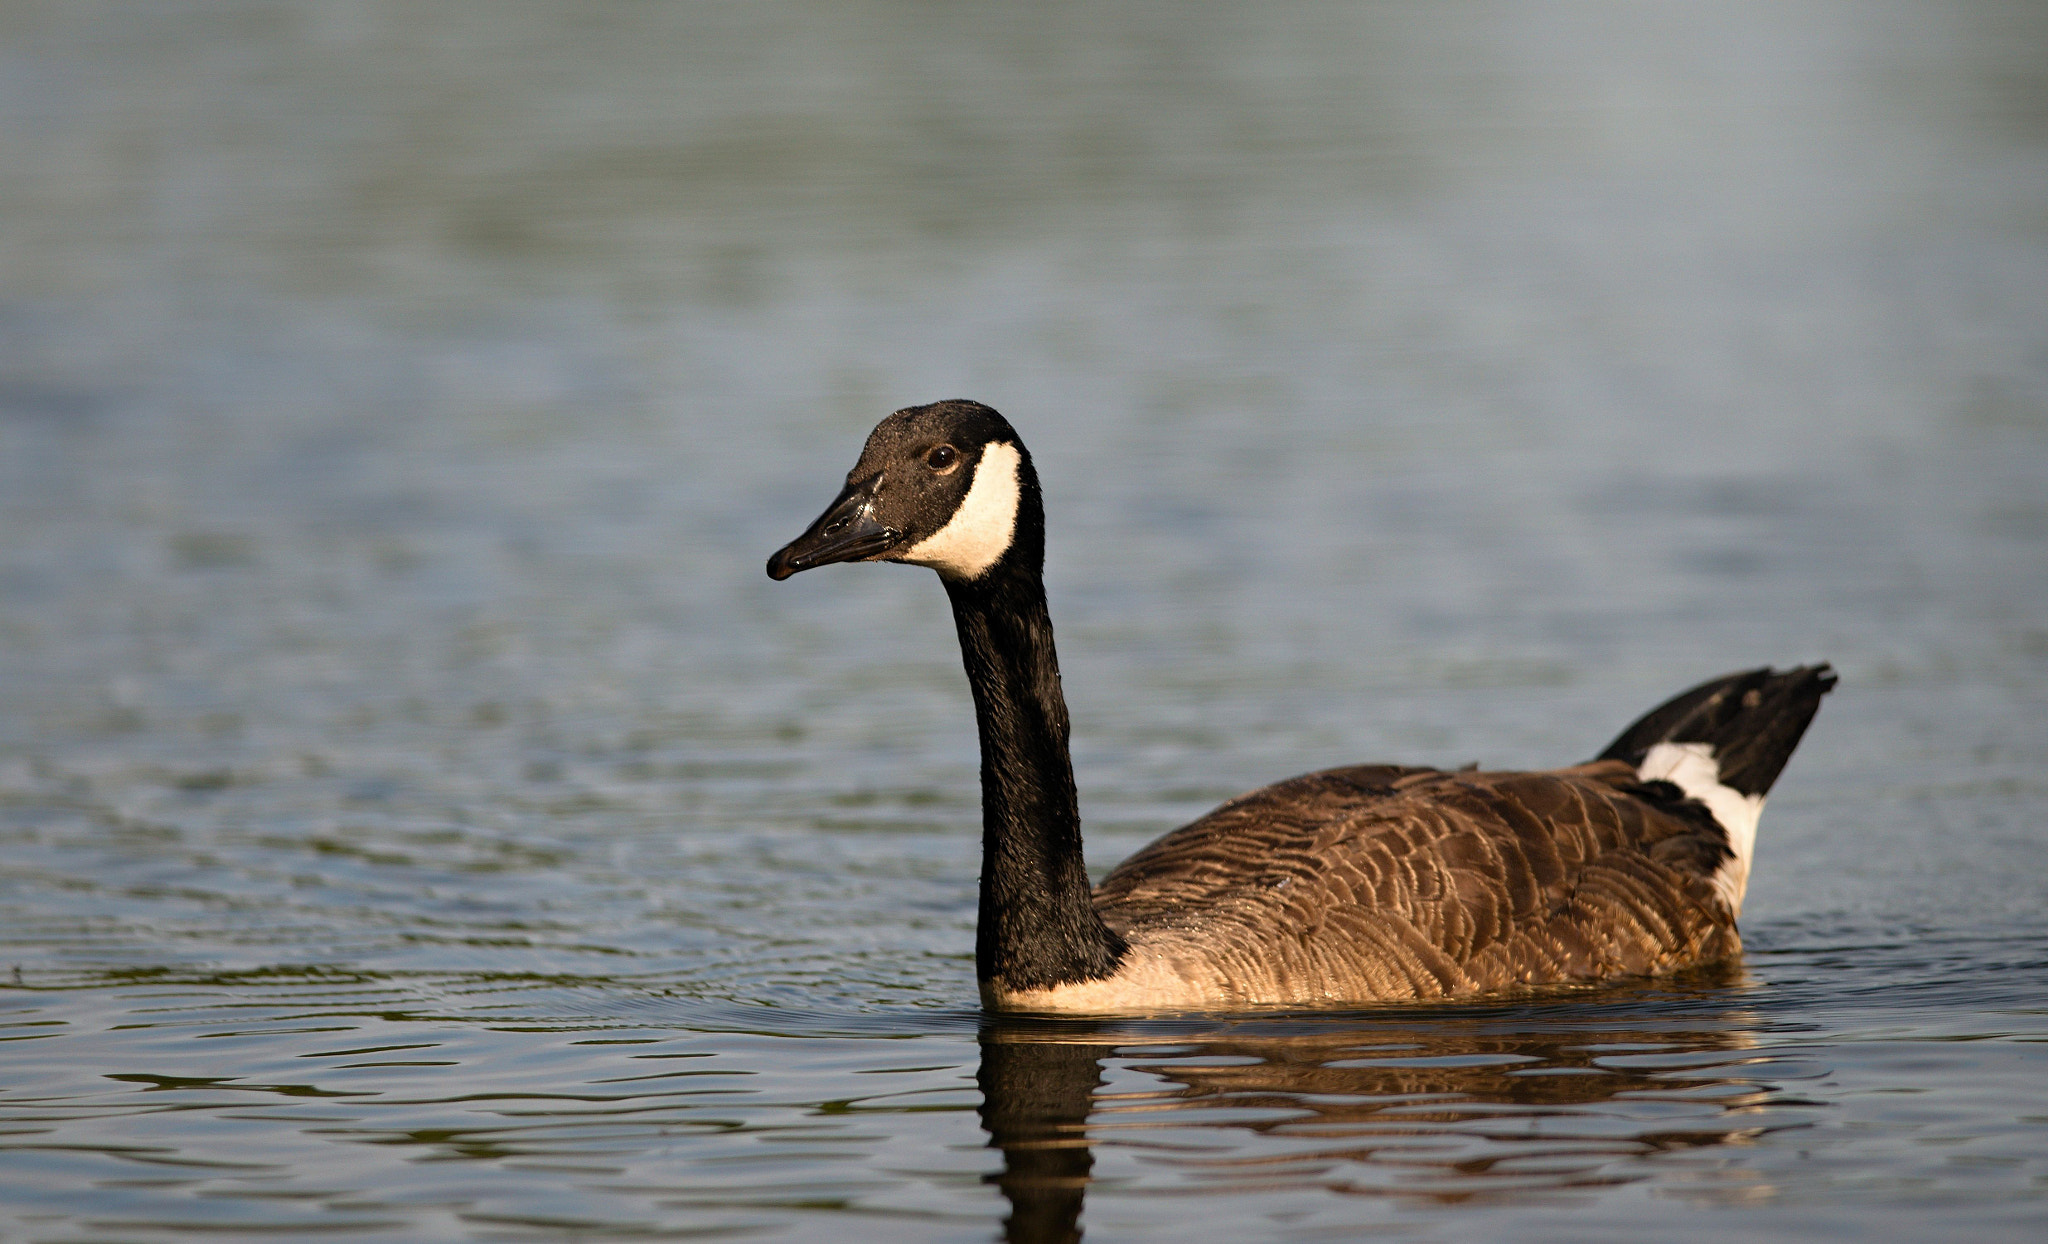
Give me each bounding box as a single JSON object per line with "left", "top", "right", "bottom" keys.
{"left": 2, "top": 2, "right": 2045, "bottom": 1239}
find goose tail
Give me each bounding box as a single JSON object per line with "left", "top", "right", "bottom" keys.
{"left": 1597, "top": 664, "right": 1836, "bottom": 913}
{"left": 1597, "top": 664, "right": 1837, "bottom": 796}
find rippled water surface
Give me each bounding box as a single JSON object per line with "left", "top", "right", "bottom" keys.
{"left": 3, "top": 3, "right": 2046, "bottom": 1240}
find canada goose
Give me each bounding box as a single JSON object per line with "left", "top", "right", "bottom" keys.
{"left": 767, "top": 400, "right": 1835, "bottom": 1012}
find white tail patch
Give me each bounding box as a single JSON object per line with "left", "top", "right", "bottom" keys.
{"left": 900, "top": 441, "right": 1021, "bottom": 580}
{"left": 1637, "top": 741, "right": 1765, "bottom": 914}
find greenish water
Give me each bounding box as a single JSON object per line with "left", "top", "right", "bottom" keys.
{"left": 2, "top": 3, "right": 2045, "bottom": 1240}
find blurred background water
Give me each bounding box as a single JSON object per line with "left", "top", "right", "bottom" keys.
{"left": 2, "top": 2, "right": 2045, "bottom": 1240}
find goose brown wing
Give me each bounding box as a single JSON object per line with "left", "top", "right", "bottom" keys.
{"left": 1094, "top": 761, "right": 1741, "bottom": 1000}
{"left": 1095, "top": 764, "right": 1438, "bottom": 910}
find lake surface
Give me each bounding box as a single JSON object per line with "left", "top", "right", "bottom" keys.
{"left": 2, "top": 3, "right": 2046, "bottom": 1240}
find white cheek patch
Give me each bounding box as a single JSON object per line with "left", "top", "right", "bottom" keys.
{"left": 899, "top": 441, "right": 1021, "bottom": 580}
{"left": 1639, "top": 741, "right": 1766, "bottom": 914}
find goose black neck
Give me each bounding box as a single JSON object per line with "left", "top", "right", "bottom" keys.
{"left": 943, "top": 552, "right": 1126, "bottom": 991}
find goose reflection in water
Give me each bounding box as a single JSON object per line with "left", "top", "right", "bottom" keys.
{"left": 978, "top": 967, "right": 1802, "bottom": 1243}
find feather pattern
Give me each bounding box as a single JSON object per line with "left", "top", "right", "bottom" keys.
{"left": 1075, "top": 762, "right": 1742, "bottom": 1007}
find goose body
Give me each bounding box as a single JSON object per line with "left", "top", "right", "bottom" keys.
{"left": 769, "top": 401, "right": 1834, "bottom": 1013}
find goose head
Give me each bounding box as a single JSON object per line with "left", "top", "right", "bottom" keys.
{"left": 767, "top": 400, "right": 1036, "bottom": 583}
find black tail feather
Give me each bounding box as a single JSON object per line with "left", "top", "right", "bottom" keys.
{"left": 1597, "top": 664, "right": 1837, "bottom": 797}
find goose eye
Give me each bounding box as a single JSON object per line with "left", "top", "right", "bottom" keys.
{"left": 925, "top": 444, "right": 958, "bottom": 471}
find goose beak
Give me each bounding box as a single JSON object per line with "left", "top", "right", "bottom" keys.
{"left": 767, "top": 473, "right": 902, "bottom": 580}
